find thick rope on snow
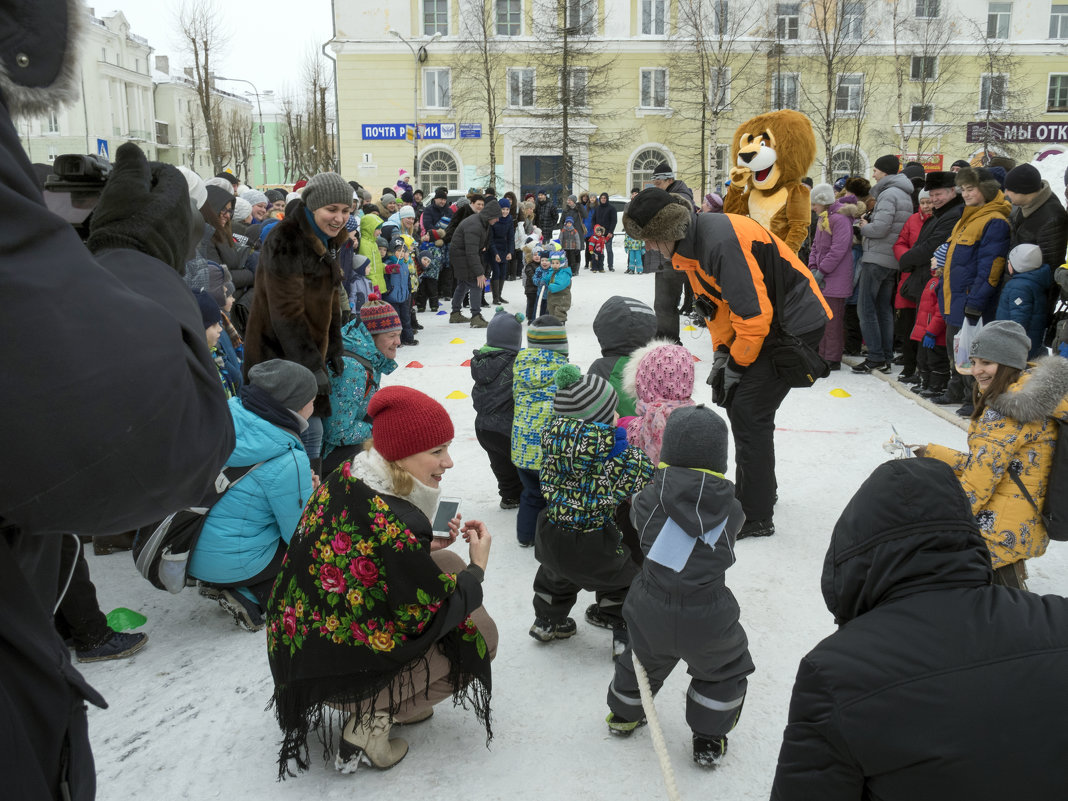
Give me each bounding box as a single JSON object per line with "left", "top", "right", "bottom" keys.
{"left": 632, "top": 651, "right": 681, "bottom": 801}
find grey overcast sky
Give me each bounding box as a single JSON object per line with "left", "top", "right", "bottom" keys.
{"left": 104, "top": 0, "right": 335, "bottom": 101}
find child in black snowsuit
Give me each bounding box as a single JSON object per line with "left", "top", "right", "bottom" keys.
{"left": 471, "top": 307, "right": 525, "bottom": 509}
{"left": 605, "top": 405, "right": 754, "bottom": 769}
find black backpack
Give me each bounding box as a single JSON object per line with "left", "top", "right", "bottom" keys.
{"left": 132, "top": 462, "right": 262, "bottom": 592}
{"left": 1008, "top": 416, "right": 1068, "bottom": 541}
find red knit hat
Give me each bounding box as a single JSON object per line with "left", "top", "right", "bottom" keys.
{"left": 368, "top": 386, "right": 455, "bottom": 462}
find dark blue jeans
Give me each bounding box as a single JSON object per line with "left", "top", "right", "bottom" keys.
{"left": 516, "top": 467, "right": 545, "bottom": 546}
{"left": 389, "top": 298, "right": 414, "bottom": 343}
{"left": 857, "top": 262, "right": 896, "bottom": 363}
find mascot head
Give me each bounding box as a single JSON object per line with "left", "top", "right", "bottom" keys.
{"left": 731, "top": 110, "right": 816, "bottom": 191}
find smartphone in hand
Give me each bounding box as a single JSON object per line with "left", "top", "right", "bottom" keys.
{"left": 432, "top": 497, "right": 461, "bottom": 539}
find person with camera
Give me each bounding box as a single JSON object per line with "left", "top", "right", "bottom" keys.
{"left": 622, "top": 189, "right": 830, "bottom": 539}
{"left": 1, "top": 10, "right": 235, "bottom": 795}
{"left": 267, "top": 386, "right": 496, "bottom": 777}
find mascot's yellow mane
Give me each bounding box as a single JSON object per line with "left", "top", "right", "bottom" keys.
{"left": 723, "top": 110, "right": 816, "bottom": 253}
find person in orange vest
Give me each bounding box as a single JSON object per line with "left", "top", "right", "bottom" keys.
{"left": 622, "top": 188, "right": 831, "bottom": 538}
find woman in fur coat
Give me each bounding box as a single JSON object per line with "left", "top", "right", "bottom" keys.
{"left": 914, "top": 321, "right": 1068, "bottom": 589}
{"left": 243, "top": 172, "right": 353, "bottom": 473}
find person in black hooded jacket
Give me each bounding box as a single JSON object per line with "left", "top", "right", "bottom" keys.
{"left": 897, "top": 171, "right": 965, "bottom": 304}
{"left": 770, "top": 458, "right": 1068, "bottom": 801}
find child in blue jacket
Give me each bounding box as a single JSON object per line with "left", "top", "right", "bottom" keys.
{"left": 542, "top": 251, "right": 573, "bottom": 324}
{"left": 996, "top": 243, "right": 1053, "bottom": 358}
{"left": 383, "top": 236, "right": 416, "bottom": 346}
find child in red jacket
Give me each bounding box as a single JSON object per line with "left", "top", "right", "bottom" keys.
{"left": 892, "top": 191, "right": 932, "bottom": 385}
{"left": 911, "top": 243, "right": 950, "bottom": 398}
{"left": 587, "top": 224, "right": 608, "bottom": 273}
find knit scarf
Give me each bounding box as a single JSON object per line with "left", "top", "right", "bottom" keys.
{"left": 266, "top": 453, "right": 492, "bottom": 778}
{"left": 304, "top": 207, "right": 331, "bottom": 248}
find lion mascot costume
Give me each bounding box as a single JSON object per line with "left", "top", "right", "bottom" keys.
{"left": 723, "top": 109, "right": 816, "bottom": 253}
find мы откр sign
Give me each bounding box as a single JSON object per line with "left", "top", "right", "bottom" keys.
{"left": 966, "top": 122, "right": 1068, "bottom": 143}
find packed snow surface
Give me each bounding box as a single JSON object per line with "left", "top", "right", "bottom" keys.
{"left": 83, "top": 251, "right": 1068, "bottom": 800}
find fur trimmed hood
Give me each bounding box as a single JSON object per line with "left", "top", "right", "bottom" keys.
{"left": 0, "top": 0, "right": 84, "bottom": 116}
{"left": 622, "top": 191, "right": 693, "bottom": 243}
{"left": 832, "top": 193, "right": 865, "bottom": 218}
{"left": 988, "top": 356, "right": 1068, "bottom": 423}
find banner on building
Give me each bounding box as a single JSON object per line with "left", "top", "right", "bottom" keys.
{"left": 459, "top": 123, "right": 482, "bottom": 139}
{"left": 898, "top": 154, "right": 943, "bottom": 171}
{"left": 363, "top": 123, "right": 454, "bottom": 141}
{"left": 966, "top": 122, "right": 1068, "bottom": 144}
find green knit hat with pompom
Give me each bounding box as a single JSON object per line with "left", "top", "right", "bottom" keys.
{"left": 553, "top": 364, "right": 617, "bottom": 424}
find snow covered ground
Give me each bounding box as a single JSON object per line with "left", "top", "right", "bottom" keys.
{"left": 82, "top": 247, "right": 1068, "bottom": 800}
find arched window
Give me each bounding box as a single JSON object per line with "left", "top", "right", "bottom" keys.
{"left": 419, "top": 150, "right": 459, "bottom": 194}
{"left": 830, "top": 146, "right": 865, "bottom": 184}
{"left": 631, "top": 147, "right": 671, "bottom": 190}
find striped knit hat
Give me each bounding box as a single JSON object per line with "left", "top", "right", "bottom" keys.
{"left": 554, "top": 364, "right": 617, "bottom": 425}
{"left": 527, "top": 315, "right": 568, "bottom": 353}
{"left": 360, "top": 293, "right": 402, "bottom": 334}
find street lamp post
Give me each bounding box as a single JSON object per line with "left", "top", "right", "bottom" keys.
{"left": 216, "top": 75, "right": 269, "bottom": 188}
{"left": 387, "top": 29, "right": 441, "bottom": 192}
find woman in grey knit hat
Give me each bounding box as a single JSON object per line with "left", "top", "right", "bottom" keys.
{"left": 912, "top": 320, "right": 1068, "bottom": 589}
{"left": 243, "top": 172, "right": 355, "bottom": 477}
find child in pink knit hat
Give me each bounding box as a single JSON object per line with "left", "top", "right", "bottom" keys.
{"left": 621, "top": 340, "right": 696, "bottom": 463}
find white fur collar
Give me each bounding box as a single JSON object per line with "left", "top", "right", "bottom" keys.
{"left": 348, "top": 448, "right": 440, "bottom": 521}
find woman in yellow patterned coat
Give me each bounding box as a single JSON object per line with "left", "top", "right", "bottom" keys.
{"left": 914, "top": 321, "right": 1068, "bottom": 589}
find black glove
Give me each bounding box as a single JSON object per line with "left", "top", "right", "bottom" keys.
{"left": 87, "top": 143, "right": 193, "bottom": 273}
{"left": 328, "top": 354, "right": 345, "bottom": 377}
{"left": 963, "top": 308, "right": 982, "bottom": 325}
{"left": 706, "top": 347, "right": 729, "bottom": 387}
{"left": 712, "top": 356, "right": 745, "bottom": 409}
{"left": 313, "top": 368, "right": 331, "bottom": 395}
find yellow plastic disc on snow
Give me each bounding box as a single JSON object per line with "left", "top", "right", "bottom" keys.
{"left": 446, "top": 390, "right": 469, "bottom": 399}
{"left": 829, "top": 388, "right": 851, "bottom": 398}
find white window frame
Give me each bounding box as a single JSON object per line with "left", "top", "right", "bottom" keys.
{"left": 640, "top": 67, "right": 668, "bottom": 109}
{"left": 910, "top": 55, "right": 938, "bottom": 81}
{"left": 507, "top": 67, "right": 535, "bottom": 108}
{"left": 46, "top": 110, "right": 59, "bottom": 133}
{"left": 496, "top": 0, "right": 521, "bottom": 36}
{"left": 710, "top": 66, "right": 731, "bottom": 108}
{"left": 910, "top": 103, "right": 934, "bottom": 122}
{"left": 979, "top": 72, "right": 1008, "bottom": 113}
{"left": 566, "top": 0, "right": 595, "bottom": 34}
{"left": 630, "top": 145, "right": 673, "bottom": 189}
{"left": 423, "top": 0, "right": 449, "bottom": 36}
{"left": 423, "top": 67, "right": 451, "bottom": 109}
{"left": 1052, "top": 4, "right": 1068, "bottom": 38}
{"left": 830, "top": 145, "right": 866, "bottom": 183}
{"left": 841, "top": 1, "right": 864, "bottom": 40}
{"left": 987, "top": 2, "right": 1011, "bottom": 40}
{"left": 777, "top": 3, "right": 800, "bottom": 40}
{"left": 1049, "top": 73, "right": 1068, "bottom": 112}
{"left": 835, "top": 73, "right": 863, "bottom": 115}
{"left": 641, "top": 0, "right": 667, "bottom": 36}
{"left": 711, "top": 1, "right": 729, "bottom": 36}
{"left": 419, "top": 147, "right": 462, "bottom": 193}
{"left": 772, "top": 72, "right": 800, "bottom": 110}
{"left": 915, "top": 0, "right": 940, "bottom": 18}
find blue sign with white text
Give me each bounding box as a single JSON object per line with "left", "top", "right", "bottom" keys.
{"left": 459, "top": 124, "right": 482, "bottom": 139}
{"left": 363, "top": 123, "right": 451, "bottom": 140}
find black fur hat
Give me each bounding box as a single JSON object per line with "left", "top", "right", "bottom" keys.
{"left": 956, "top": 167, "right": 1002, "bottom": 202}
{"left": 622, "top": 187, "right": 691, "bottom": 242}
{"left": 924, "top": 171, "right": 957, "bottom": 191}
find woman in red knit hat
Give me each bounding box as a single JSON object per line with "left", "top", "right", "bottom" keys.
{"left": 266, "top": 386, "right": 496, "bottom": 778}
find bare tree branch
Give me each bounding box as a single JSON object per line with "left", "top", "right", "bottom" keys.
{"left": 176, "top": 0, "right": 231, "bottom": 173}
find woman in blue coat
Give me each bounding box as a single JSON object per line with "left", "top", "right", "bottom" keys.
{"left": 190, "top": 360, "right": 317, "bottom": 631}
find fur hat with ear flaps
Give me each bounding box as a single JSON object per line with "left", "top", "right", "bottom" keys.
{"left": 622, "top": 187, "right": 692, "bottom": 243}
{"left": 955, "top": 167, "right": 1003, "bottom": 203}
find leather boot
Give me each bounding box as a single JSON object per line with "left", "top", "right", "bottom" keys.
{"left": 491, "top": 279, "right": 502, "bottom": 305}
{"left": 496, "top": 279, "right": 509, "bottom": 304}
{"left": 450, "top": 310, "right": 470, "bottom": 324}
{"left": 335, "top": 712, "right": 409, "bottom": 772}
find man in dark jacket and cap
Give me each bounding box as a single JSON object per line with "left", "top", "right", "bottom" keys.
{"left": 1, "top": 2, "right": 235, "bottom": 798}
{"left": 449, "top": 198, "right": 501, "bottom": 328}
{"left": 897, "top": 171, "right": 966, "bottom": 308}
{"left": 623, "top": 188, "right": 830, "bottom": 539}
{"left": 1004, "top": 163, "right": 1068, "bottom": 272}
{"left": 649, "top": 163, "right": 698, "bottom": 341}
{"left": 771, "top": 458, "right": 1068, "bottom": 800}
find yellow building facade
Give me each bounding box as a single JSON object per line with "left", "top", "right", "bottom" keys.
{"left": 329, "top": 0, "right": 1068, "bottom": 200}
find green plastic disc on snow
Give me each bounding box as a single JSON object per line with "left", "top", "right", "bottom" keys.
{"left": 106, "top": 607, "right": 147, "bottom": 632}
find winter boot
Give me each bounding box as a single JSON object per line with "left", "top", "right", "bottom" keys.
{"left": 585, "top": 603, "right": 615, "bottom": 629}
{"left": 218, "top": 589, "right": 266, "bottom": 632}
{"left": 335, "top": 712, "right": 409, "bottom": 772}
{"left": 911, "top": 371, "right": 930, "bottom": 395}
{"left": 76, "top": 631, "right": 149, "bottom": 663}
{"left": 496, "top": 280, "right": 509, "bottom": 304}
{"left": 693, "top": 734, "right": 728, "bottom": 768}
{"left": 469, "top": 313, "right": 488, "bottom": 329}
{"left": 606, "top": 713, "right": 647, "bottom": 737}
{"left": 491, "top": 279, "right": 502, "bottom": 305}
{"left": 450, "top": 310, "right": 470, "bottom": 324}
{"left": 529, "top": 617, "right": 577, "bottom": 642}
{"left": 737, "top": 518, "right": 775, "bottom": 539}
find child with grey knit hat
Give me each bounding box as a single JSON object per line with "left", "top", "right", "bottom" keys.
{"left": 604, "top": 404, "right": 753, "bottom": 769}
{"left": 529, "top": 365, "right": 654, "bottom": 659}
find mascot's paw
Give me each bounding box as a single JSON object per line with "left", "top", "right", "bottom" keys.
{"left": 729, "top": 166, "right": 751, "bottom": 187}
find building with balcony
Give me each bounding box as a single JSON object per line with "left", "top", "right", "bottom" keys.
{"left": 328, "top": 0, "right": 1068, "bottom": 201}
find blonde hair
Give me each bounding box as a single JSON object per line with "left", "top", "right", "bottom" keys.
{"left": 363, "top": 440, "right": 413, "bottom": 496}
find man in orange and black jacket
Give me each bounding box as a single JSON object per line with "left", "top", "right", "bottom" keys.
{"left": 623, "top": 188, "right": 830, "bottom": 538}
